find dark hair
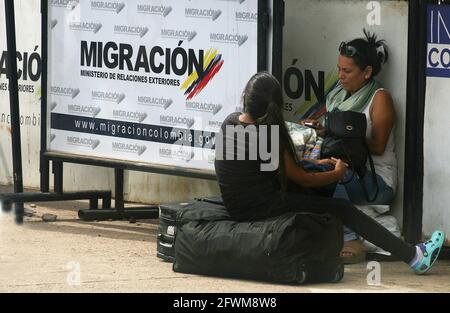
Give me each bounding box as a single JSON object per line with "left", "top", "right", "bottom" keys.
{"left": 343, "top": 29, "right": 389, "bottom": 78}
{"left": 242, "top": 71, "right": 296, "bottom": 190}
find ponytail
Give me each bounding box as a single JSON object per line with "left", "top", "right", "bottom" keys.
{"left": 363, "top": 28, "right": 389, "bottom": 76}
{"left": 242, "top": 72, "right": 297, "bottom": 191}
{"left": 256, "top": 101, "right": 297, "bottom": 191}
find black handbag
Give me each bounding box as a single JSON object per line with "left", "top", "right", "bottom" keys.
{"left": 325, "top": 110, "right": 367, "bottom": 138}
{"left": 321, "top": 110, "right": 379, "bottom": 202}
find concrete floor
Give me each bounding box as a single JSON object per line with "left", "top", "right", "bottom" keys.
{"left": 1, "top": 187, "right": 449, "bottom": 293}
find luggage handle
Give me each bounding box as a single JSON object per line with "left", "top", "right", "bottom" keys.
{"left": 159, "top": 242, "right": 173, "bottom": 248}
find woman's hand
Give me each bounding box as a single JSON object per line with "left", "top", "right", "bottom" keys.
{"left": 316, "top": 158, "right": 337, "bottom": 167}
{"left": 334, "top": 158, "right": 348, "bottom": 180}
{"left": 286, "top": 152, "right": 348, "bottom": 187}
{"left": 299, "top": 119, "right": 325, "bottom": 137}
{"left": 299, "top": 119, "right": 323, "bottom": 130}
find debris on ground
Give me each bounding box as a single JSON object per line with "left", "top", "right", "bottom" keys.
{"left": 42, "top": 213, "right": 57, "bottom": 222}
{"left": 24, "top": 208, "right": 36, "bottom": 217}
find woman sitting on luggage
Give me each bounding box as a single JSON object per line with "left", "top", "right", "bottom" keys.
{"left": 302, "top": 30, "right": 397, "bottom": 263}
{"left": 214, "top": 71, "right": 444, "bottom": 275}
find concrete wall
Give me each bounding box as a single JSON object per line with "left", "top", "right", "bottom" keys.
{"left": 282, "top": 0, "right": 409, "bottom": 225}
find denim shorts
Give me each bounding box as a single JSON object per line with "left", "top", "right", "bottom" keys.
{"left": 334, "top": 169, "right": 394, "bottom": 205}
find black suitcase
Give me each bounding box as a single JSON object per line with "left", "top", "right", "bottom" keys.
{"left": 173, "top": 204, "right": 344, "bottom": 284}
{"left": 157, "top": 202, "right": 188, "bottom": 262}
{"left": 157, "top": 199, "right": 226, "bottom": 262}
{"left": 156, "top": 240, "right": 175, "bottom": 263}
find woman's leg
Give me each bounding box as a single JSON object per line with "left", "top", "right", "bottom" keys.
{"left": 279, "top": 192, "right": 416, "bottom": 263}
{"left": 334, "top": 170, "right": 394, "bottom": 244}
{"left": 334, "top": 184, "right": 359, "bottom": 241}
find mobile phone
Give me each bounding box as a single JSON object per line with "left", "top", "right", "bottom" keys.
{"left": 304, "top": 121, "right": 317, "bottom": 129}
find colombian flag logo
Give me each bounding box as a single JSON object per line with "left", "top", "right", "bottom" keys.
{"left": 181, "top": 48, "right": 224, "bottom": 100}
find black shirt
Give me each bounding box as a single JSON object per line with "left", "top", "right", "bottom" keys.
{"left": 214, "top": 112, "right": 282, "bottom": 221}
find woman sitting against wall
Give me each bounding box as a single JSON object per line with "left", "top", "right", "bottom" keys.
{"left": 302, "top": 30, "right": 397, "bottom": 263}
{"left": 215, "top": 71, "right": 445, "bottom": 275}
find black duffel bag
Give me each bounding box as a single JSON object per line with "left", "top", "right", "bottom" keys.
{"left": 172, "top": 201, "right": 344, "bottom": 284}
{"left": 321, "top": 110, "right": 378, "bottom": 202}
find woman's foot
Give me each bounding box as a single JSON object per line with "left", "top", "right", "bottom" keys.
{"left": 409, "top": 230, "right": 445, "bottom": 275}
{"left": 340, "top": 239, "right": 366, "bottom": 264}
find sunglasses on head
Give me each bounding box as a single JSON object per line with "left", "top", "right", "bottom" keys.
{"left": 339, "top": 41, "right": 358, "bottom": 57}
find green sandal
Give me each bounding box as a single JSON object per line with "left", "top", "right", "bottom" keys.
{"left": 411, "top": 230, "right": 445, "bottom": 275}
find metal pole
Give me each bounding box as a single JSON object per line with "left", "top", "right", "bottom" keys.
{"left": 53, "top": 161, "right": 63, "bottom": 194}
{"left": 272, "top": 0, "right": 285, "bottom": 83}
{"left": 40, "top": 0, "right": 50, "bottom": 193}
{"left": 115, "top": 168, "right": 125, "bottom": 212}
{"left": 403, "top": 0, "right": 426, "bottom": 244}
{"left": 4, "top": 0, "right": 24, "bottom": 224}
{"left": 78, "top": 206, "right": 159, "bottom": 222}
{"left": 257, "top": 0, "right": 269, "bottom": 71}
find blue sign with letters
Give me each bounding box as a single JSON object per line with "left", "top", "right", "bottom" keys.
{"left": 427, "top": 5, "right": 450, "bottom": 78}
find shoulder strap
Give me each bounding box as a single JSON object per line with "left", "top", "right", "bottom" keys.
{"left": 357, "top": 141, "right": 379, "bottom": 202}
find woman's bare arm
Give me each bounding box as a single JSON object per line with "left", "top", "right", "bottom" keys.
{"left": 284, "top": 151, "right": 346, "bottom": 187}
{"left": 367, "top": 90, "right": 396, "bottom": 156}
